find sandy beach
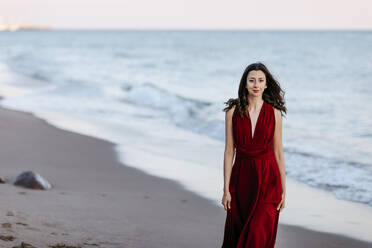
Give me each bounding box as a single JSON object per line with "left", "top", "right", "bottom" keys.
{"left": 1, "top": 106, "right": 372, "bottom": 248}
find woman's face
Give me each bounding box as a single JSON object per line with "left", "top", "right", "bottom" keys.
{"left": 246, "top": 70, "right": 267, "bottom": 97}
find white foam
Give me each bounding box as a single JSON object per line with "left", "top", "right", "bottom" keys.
{"left": 0, "top": 84, "right": 33, "bottom": 97}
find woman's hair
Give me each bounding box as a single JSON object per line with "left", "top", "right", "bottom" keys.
{"left": 223, "top": 62, "right": 287, "bottom": 118}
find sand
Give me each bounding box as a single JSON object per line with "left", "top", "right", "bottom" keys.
{"left": 1, "top": 106, "right": 372, "bottom": 248}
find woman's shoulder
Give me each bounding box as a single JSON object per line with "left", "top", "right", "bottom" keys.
{"left": 225, "top": 104, "right": 236, "bottom": 119}
{"left": 268, "top": 103, "right": 282, "bottom": 122}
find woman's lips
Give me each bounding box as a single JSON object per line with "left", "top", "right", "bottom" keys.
{"left": 253, "top": 90, "right": 259, "bottom": 93}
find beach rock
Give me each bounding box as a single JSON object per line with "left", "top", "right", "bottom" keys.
{"left": 14, "top": 171, "right": 52, "bottom": 190}
{"left": 0, "top": 176, "right": 6, "bottom": 183}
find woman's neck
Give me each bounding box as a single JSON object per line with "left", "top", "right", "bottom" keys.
{"left": 247, "top": 96, "right": 264, "bottom": 109}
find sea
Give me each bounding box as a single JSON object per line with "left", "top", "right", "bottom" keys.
{"left": 0, "top": 30, "right": 372, "bottom": 239}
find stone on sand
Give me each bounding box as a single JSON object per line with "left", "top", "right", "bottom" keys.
{"left": 14, "top": 171, "right": 52, "bottom": 190}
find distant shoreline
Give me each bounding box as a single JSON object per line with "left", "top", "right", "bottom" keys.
{"left": 0, "top": 25, "right": 52, "bottom": 31}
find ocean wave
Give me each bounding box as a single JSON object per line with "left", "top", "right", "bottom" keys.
{"left": 121, "top": 82, "right": 211, "bottom": 114}
{"left": 285, "top": 149, "right": 372, "bottom": 206}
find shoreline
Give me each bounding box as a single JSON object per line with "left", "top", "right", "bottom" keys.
{"left": 1, "top": 106, "right": 372, "bottom": 247}
{"left": 0, "top": 106, "right": 224, "bottom": 247}
{"left": 1, "top": 60, "right": 372, "bottom": 243}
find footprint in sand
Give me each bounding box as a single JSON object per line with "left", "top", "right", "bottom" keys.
{"left": 15, "top": 222, "right": 28, "bottom": 226}
{"left": 98, "top": 241, "right": 123, "bottom": 246}
{"left": 181, "top": 199, "right": 188, "bottom": 203}
{"left": 48, "top": 243, "right": 83, "bottom": 248}
{"left": 18, "top": 192, "right": 27, "bottom": 195}
{"left": 2, "top": 222, "right": 12, "bottom": 228}
{"left": 25, "top": 226, "right": 41, "bottom": 232}
{"left": 15, "top": 215, "right": 28, "bottom": 221}
{"left": 82, "top": 237, "right": 100, "bottom": 246}
{"left": 12, "top": 242, "right": 37, "bottom": 248}
{"left": 42, "top": 222, "right": 59, "bottom": 228}
{"left": 6, "top": 211, "right": 15, "bottom": 216}
{"left": 83, "top": 242, "right": 99, "bottom": 246}
{"left": 0, "top": 234, "right": 16, "bottom": 241}
{"left": 9, "top": 211, "right": 28, "bottom": 221}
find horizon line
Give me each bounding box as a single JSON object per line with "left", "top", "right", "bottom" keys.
{"left": 11, "top": 27, "right": 372, "bottom": 32}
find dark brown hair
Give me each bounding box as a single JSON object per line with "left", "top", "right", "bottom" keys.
{"left": 223, "top": 62, "right": 287, "bottom": 118}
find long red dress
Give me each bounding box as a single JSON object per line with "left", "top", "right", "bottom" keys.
{"left": 222, "top": 100, "right": 283, "bottom": 248}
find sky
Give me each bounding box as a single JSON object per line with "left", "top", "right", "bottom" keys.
{"left": 1, "top": 0, "right": 371, "bottom": 30}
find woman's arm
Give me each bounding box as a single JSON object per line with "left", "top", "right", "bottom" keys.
{"left": 273, "top": 108, "right": 287, "bottom": 200}
{"left": 223, "top": 105, "right": 236, "bottom": 195}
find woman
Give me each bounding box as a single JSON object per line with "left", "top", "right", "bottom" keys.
{"left": 221, "top": 62, "right": 287, "bottom": 248}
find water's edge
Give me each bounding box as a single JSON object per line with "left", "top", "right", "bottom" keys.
{"left": 1, "top": 61, "right": 372, "bottom": 243}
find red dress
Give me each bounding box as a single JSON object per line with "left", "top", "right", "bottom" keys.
{"left": 222, "top": 101, "right": 283, "bottom": 248}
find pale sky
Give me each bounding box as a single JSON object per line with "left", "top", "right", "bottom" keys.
{"left": 1, "top": 0, "right": 371, "bottom": 29}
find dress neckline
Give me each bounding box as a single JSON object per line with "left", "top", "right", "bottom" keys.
{"left": 247, "top": 100, "right": 265, "bottom": 142}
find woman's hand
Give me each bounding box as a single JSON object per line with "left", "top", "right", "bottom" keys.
{"left": 222, "top": 191, "right": 232, "bottom": 211}
{"left": 277, "top": 192, "right": 286, "bottom": 212}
